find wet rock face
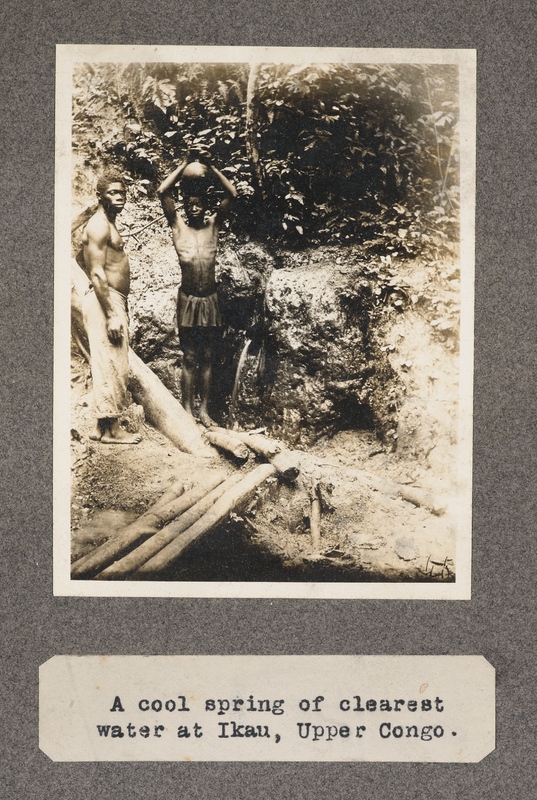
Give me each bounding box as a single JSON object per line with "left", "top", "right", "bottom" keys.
{"left": 259, "top": 262, "right": 396, "bottom": 446}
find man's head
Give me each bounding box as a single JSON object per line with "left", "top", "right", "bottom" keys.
{"left": 184, "top": 194, "right": 208, "bottom": 226}
{"left": 96, "top": 173, "right": 127, "bottom": 215}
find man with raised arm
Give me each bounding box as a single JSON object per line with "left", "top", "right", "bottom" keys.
{"left": 157, "top": 152, "right": 237, "bottom": 427}
{"left": 79, "top": 173, "right": 141, "bottom": 444}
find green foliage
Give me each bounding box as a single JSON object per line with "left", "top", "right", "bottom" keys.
{"left": 72, "top": 61, "right": 459, "bottom": 257}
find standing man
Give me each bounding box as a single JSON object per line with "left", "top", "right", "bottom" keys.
{"left": 79, "top": 173, "right": 141, "bottom": 444}
{"left": 157, "top": 153, "right": 237, "bottom": 427}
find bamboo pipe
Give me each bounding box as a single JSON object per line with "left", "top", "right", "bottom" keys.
{"left": 133, "top": 463, "right": 277, "bottom": 578}
{"left": 96, "top": 471, "right": 247, "bottom": 580}
{"left": 71, "top": 476, "right": 224, "bottom": 579}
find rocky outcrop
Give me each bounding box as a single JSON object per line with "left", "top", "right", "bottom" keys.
{"left": 257, "top": 258, "right": 398, "bottom": 446}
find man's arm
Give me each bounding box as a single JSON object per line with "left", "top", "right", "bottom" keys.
{"left": 157, "top": 159, "right": 188, "bottom": 226}
{"left": 85, "top": 218, "right": 124, "bottom": 345}
{"left": 211, "top": 165, "right": 238, "bottom": 224}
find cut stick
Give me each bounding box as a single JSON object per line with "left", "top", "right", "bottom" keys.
{"left": 71, "top": 475, "right": 224, "bottom": 578}
{"left": 309, "top": 482, "right": 322, "bottom": 549}
{"left": 208, "top": 428, "right": 281, "bottom": 458}
{"left": 203, "top": 429, "right": 250, "bottom": 461}
{"left": 97, "top": 471, "right": 247, "bottom": 580}
{"left": 133, "top": 463, "right": 277, "bottom": 578}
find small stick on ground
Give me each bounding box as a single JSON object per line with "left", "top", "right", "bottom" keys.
{"left": 309, "top": 480, "right": 322, "bottom": 550}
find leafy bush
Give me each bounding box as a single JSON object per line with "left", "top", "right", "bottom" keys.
{"left": 72, "top": 61, "right": 459, "bottom": 257}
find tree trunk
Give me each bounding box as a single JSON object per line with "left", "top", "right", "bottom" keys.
{"left": 70, "top": 260, "right": 214, "bottom": 458}
{"left": 71, "top": 476, "right": 225, "bottom": 579}
{"left": 128, "top": 350, "right": 214, "bottom": 457}
{"left": 245, "top": 63, "right": 265, "bottom": 198}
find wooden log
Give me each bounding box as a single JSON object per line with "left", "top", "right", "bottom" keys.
{"left": 133, "top": 463, "right": 277, "bottom": 578}
{"left": 97, "top": 471, "right": 246, "bottom": 580}
{"left": 208, "top": 426, "right": 298, "bottom": 480}
{"left": 359, "top": 470, "right": 446, "bottom": 515}
{"left": 269, "top": 448, "right": 301, "bottom": 481}
{"left": 71, "top": 475, "right": 224, "bottom": 578}
{"left": 209, "top": 428, "right": 281, "bottom": 458}
{"left": 149, "top": 480, "right": 186, "bottom": 514}
{"left": 70, "top": 260, "right": 214, "bottom": 458}
{"left": 203, "top": 429, "right": 250, "bottom": 461}
{"left": 128, "top": 349, "right": 214, "bottom": 457}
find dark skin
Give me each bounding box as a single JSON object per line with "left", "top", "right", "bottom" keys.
{"left": 81, "top": 181, "right": 141, "bottom": 444}
{"left": 157, "top": 154, "right": 237, "bottom": 427}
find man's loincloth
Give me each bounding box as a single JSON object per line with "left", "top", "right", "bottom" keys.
{"left": 177, "top": 289, "right": 222, "bottom": 329}
{"left": 82, "top": 287, "right": 130, "bottom": 418}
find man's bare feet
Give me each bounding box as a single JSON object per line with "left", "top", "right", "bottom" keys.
{"left": 101, "top": 430, "right": 142, "bottom": 444}
{"left": 89, "top": 422, "right": 103, "bottom": 441}
{"left": 199, "top": 410, "right": 217, "bottom": 428}
{"left": 100, "top": 419, "right": 142, "bottom": 444}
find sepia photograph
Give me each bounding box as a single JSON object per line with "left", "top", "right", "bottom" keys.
{"left": 55, "top": 46, "right": 475, "bottom": 598}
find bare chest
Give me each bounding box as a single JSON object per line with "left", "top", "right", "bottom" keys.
{"left": 108, "top": 224, "right": 125, "bottom": 253}
{"left": 172, "top": 220, "right": 217, "bottom": 263}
